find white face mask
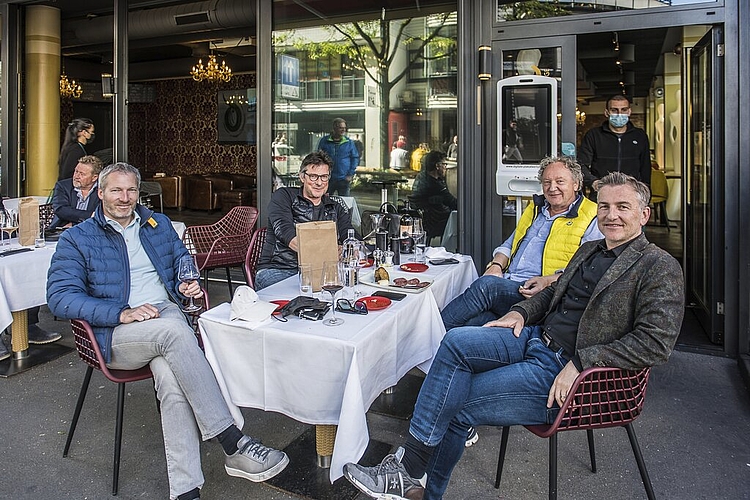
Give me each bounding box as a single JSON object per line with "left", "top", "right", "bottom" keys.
{"left": 608, "top": 114, "right": 629, "bottom": 128}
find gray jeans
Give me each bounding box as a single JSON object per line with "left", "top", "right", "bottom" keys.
{"left": 107, "top": 302, "right": 234, "bottom": 498}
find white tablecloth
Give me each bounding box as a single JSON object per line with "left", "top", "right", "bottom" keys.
{"left": 0, "top": 239, "right": 57, "bottom": 332}
{"left": 2, "top": 196, "right": 50, "bottom": 213}
{"left": 199, "top": 255, "right": 477, "bottom": 481}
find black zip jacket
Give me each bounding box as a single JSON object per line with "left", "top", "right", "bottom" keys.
{"left": 578, "top": 121, "right": 651, "bottom": 188}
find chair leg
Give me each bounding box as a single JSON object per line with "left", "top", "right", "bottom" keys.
{"left": 63, "top": 366, "right": 94, "bottom": 457}
{"left": 586, "top": 429, "right": 597, "bottom": 473}
{"left": 494, "top": 426, "right": 511, "bottom": 489}
{"left": 548, "top": 433, "right": 558, "bottom": 500}
{"left": 225, "top": 267, "right": 233, "bottom": 296}
{"left": 113, "top": 382, "right": 127, "bottom": 496}
{"left": 625, "top": 423, "right": 656, "bottom": 500}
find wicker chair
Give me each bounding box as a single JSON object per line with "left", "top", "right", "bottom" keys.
{"left": 495, "top": 367, "right": 655, "bottom": 500}
{"left": 182, "top": 206, "right": 258, "bottom": 295}
{"left": 63, "top": 290, "right": 208, "bottom": 496}
{"left": 243, "top": 227, "right": 268, "bottom": 290}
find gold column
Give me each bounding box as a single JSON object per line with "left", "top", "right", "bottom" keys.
{"left": 25, "top": 5, "right": 61, "bottom": 197}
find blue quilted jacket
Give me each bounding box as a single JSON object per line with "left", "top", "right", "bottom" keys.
{"left": 46, "top": 204, "right": 189, "bottom": 363}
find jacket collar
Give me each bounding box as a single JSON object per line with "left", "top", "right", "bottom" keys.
{"left": 93, "top": 203, "right": 155, "bottom": 229}
{"left": 533, "top": 193, "right": 586, "bottom": 218}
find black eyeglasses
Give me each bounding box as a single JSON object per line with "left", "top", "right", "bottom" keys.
{"left": 336, "top": 298, "right": 368, "bottom": 315}
{"left": 302, "top": 172, "right": 331, "bottom": 182}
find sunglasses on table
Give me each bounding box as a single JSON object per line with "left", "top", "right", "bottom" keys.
{"left": 335, "top": 298, "right": 368, "bottom": 315}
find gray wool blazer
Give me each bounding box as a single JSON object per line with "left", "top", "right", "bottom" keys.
{"left": 514, "top": 233, "right": 685, "bottom": 370}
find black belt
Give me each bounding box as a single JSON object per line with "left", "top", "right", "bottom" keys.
{"left": 541, "top": 331, "right": 564, "bottom": 353}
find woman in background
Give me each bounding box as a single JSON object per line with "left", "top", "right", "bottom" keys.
{"left": 58, "top": 118, "right": 95, "bottom": 180}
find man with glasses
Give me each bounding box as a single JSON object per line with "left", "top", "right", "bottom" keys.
{"left": 579, "top": 94, "right": 651, "bottom": 194}
{"left": 255, "top": 151, "right": 356, "bottom": 290}
{"left": 317, "top": 118, "right": 359, "bottom": 196}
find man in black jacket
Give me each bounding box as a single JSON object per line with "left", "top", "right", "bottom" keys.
{"left": 49, "top": 155, "right": 103, "bottom": 228}
{"left": 578, "top": 95, "right": 651, "bottom": 193}
{"left": 408, "top": 151, "right": 457, "bottom": 241}
{"left": 255, "top": 151, "right": 355, "bottom": 290}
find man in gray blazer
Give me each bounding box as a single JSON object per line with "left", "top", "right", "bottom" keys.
{"left": 343, "top": 172, "right": 685, "bottom": 500}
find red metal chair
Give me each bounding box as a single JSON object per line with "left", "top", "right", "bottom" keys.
{"left": 63, "top": 319, "right": 153, "bottom": 496}
{"left": 495, "top": 367, "right": 655, "bottom": 500}
{"left": 182, "top": 206, "right": 258, "bottom": 295}
{"left": 63, "top": 291, "right": 208, "bottom": 495}
{"left": 243, "top": 227, "right": 268, "bottom": 290}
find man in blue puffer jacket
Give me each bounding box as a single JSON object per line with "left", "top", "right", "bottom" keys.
{"left": 47, "top": 163, "right": 288, "bottom": 500}
{"left": 317, "top": 117, "right": 359, "bottom": 196}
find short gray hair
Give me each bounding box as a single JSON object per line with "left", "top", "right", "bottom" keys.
{"left": 99, "top": 162, "right": 141, "bottom": 190}
{"left": 594, "top": 171, "right": 651, "bottom": 208}
{"left": 537, "top": 156, "right": 584, "bottom": 190}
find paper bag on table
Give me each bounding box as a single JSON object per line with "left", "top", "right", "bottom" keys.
{"left": 296, "top": 220, "right": 339, "bottom": 292}
{"left": 18, "top": 197, "right": 39, "bottom": 247}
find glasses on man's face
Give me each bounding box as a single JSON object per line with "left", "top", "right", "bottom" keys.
{"left": 303, "top": 172, "right": 330, "bottom": 183}
{"left": 336, "top": 298, "right": 368, "bottom": 315}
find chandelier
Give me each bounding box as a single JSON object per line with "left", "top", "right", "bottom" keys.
{"left": 576, "top": 108, "right": 586, "bottom": 126}
{"left": 190, "top": 54, "right": 232, "bottom": 82}
{"left": 59, "top": 72, "right": 83, "bottom": 99}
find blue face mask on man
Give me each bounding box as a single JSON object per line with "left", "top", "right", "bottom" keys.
{"left": 608, "top": 113, "right": 629, "bottom": 128}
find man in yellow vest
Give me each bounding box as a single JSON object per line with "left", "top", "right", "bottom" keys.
{"left": 441, "top": 156, "right": 603, "bottom": 332}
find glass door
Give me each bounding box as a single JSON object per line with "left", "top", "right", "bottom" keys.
{"left": 686, "top": 26, "right": 724, "bottom": 343}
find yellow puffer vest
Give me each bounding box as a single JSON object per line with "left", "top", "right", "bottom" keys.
{"left": 510, "top": 195, "right": 598, "bottom": 275}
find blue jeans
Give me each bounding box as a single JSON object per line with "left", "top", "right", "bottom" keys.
{"left": 440, "top": 275, "right": 525, "bottom": 331}
{"left": 255, "top": 267, "right": 297, "bottom": 290}
{"left": 328, "top": 177, "right": 351, "bottom": 196}
{"left": 107, "top": 302, "right": 235, "bottom": 498}
{"left": 407, "top": 325, "right": 568, "bottom": 499}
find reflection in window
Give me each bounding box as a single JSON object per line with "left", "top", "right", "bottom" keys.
{"left": 271, "top": 10, "right": 458, "bottom": 219}
{"left": 496, "top": 0, "right": 716, "bottom": 22}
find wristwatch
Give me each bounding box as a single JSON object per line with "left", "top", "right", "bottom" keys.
{"left": 485, "top": 261, "right": 503, "bottom": 271}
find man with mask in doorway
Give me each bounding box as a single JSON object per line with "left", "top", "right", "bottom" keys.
{"left": 579, "top": 94, "right": 651, "bottom": 195}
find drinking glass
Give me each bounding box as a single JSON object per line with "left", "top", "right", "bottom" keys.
{"left": 298, "top": 264, "right": 313, "bottom": 297}
{"left": 35, "top": 220, "right": 46, "bottom": 248}
{"left": 178, "top": 255, "right": 202, "bottom": 312}
{"left": 321, "top": 260, "right": 345, "bottom": 326}
{"left": 410, "top": 218, "right": 426, "bottom": 263}
{"left": 1, "top": 211, "right": 19, "bottom": 248}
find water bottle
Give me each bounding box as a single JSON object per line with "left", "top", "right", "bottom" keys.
{"left": 342, "top": 229, "right": 360, "bottom": 289}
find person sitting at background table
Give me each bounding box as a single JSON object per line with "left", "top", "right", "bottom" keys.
{"left": 47, "top": 162, "right": 289, "bottom": 500}
{"left": 255, "top": 151, "right": 356, "bottom": 290}
{"left": 342, "top": 172, "right": 685, "bottom": 500}
{"left": 408, "top": 151, "right": 457, "bottom": 244}
{"left": 49, "top": 155, "right": 103, "bottom": 229}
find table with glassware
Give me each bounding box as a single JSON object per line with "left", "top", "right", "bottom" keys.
{"left": 198, "top": 254, "right": 478, "bottom": 482}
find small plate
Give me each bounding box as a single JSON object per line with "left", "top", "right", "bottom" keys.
{"left": 400, "top": 263, "right": 428, "bottom": 273}
{"left": 359, "top": 295, "right": 392, "bottom": 311}
{"left": 360, "top": 258, "right": 374, "bottom": 268}
{"left": 270, "top": 299, "right": 289, "bottom": 314}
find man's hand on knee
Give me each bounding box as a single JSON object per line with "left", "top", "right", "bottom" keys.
{"left": 120, "top": 303, "right": 161, "bottom": 324}
{"left": 547, "top": 361, "right": 580, "bottom": 408}
{"left": 483, "top": 310, "right": 525, "bottom": 336}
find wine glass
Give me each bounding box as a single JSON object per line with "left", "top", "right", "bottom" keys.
{"left": 321, "top": 260, "right": 345, "bottom": 326}
{"left": 410, "top": 218, "right": 426, "bottom": 263}
{"left": 1, "top": 211, "right": 19, "bottom": 249}
{"left": 178, "top": 255, "right": 202, "bottom": 312}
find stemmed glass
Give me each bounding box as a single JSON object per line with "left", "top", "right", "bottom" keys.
{"left": 1, "top": 211, "right": 19, "bottom": 249}
{"left": 410, "top": 218, "right": 426, "bottom": 263}
{"left": 178, "top": 255, "right": 202, "bottom": 312}
{"left": 321, "top": 260, "right": 345, "bottom": 326}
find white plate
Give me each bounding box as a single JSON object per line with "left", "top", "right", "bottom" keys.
{"left": 361, "top": 270, "right": 433, "bottom": 294}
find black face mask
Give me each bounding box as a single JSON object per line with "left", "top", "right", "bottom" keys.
{"left": 86, "top": 132, "right": 95, "bottom": 144}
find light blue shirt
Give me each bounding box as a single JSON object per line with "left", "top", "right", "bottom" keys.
{"left": 105, "top": 212, "right": 169, "bottom": 307}
{"left": 74, "top": 181, "right": 97, "bottom": 210}
{"left": 494, "top": 195, "right": 604, "bottom": 283}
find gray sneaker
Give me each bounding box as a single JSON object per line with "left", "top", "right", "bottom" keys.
{"left": 224, "top": 435, "right": 289, "bottom": 482}
{"left": 343, "top": 447, "right": 426, "bottom": 500}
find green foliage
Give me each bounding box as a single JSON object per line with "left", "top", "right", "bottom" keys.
{"left": 500, "top": 0, "right": 572, "bottom": 21}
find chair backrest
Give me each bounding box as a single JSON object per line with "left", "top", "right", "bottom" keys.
{"left": 140, "top": 181, "right": 163, "bottom": 196}
{"left": 650, "top": 169, "right": 668, "bottom": 203}
{"left": 39, "top": 203, "right": 55, "bottom": 229}
{"left": 70, "top": 319, "right": 152, "bottom": 383}
{"left": 526, "top": 367, "right": 651, "bottom": 437}
{"left": 244, "top": 227, "right": 268, "bottom": 289}
{"left": 182, "top": 205, "right": 258, "bottom": 255}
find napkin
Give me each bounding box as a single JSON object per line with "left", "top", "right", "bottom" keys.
{"left": 424, "top": 246, "right": 468, "bottom": 262}
{"left": 230, "top": 286, "right": 278, "bottom": 328}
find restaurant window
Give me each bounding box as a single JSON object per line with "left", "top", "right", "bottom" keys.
{"left": 272, "top": 4, "right": 459, "bottom": 242}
